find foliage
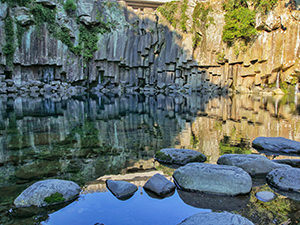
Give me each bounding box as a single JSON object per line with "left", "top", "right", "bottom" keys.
{"left": 16, "top": 22, "right": 27, "bottom": 47}
{"left": 44, "top": 192, "right": 65, "bottom": 204}
{"left": 216, "top": 52, "right": 226, "bottom": 64}
{"left": 3, "top": 16, "right": 15, "bottom": 67}
{"left": 222, "top": 3, "right": 257, "bottom": 44}
{"left": 180, "top": 0, "right": 188, "bottom": 32}
{"left": 157, "top": 1, "right": 179, "bottom": 28}
{"left": 219, "top": 136, "right": 252, "bottom": 155}
{"left": 155, "top": 151, "right": 172, "bottom": 162}
{"left": 30, "top": 3, "right": 56, "bottom": 30}
{"left": 253, "top": 0, "right": 278, "bottom": 14}
{"left": 1, "top": 0, "right": 31, "bottom": 7}
{"left": 64, "top": 0, "right": 77, "bottom": 14}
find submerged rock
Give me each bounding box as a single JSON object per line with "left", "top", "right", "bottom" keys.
{"left": 106, "top": 180, "right": 138, "bottom": 199}
{"left": 14, "top": 179, "right": 81, "bottom": 207}
{"left": 178, "top": 212, "right": 254, "bottom": 225}
{"left": 217, "top": 154, "right": 290, "bottom": 176}
{"left": 155, "top": 148, "right": 206, "bottom": 165}
{"left": 266, "top": 167, "right": 300, "bottom": 192}
{"left": 173, "top": 163, "right": 252, "bottom": 196}
{"left": 273, "top": 159, "right": 300, "bottom": 168}
{"left": 252, "top": 137, "right": 300, "bottom": 155}
{"left": 255, "top": 191, "right": 275, "bottom": 202}
{"left": 143, "top": 173, "right": 175, "bottom": 196}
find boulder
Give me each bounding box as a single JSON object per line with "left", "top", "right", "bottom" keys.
{"left": 106, "top": 180, "right": 138, "bottom": 199}
{"left": 273, "top": 159, "right": 300, "bottom": 168}
{"left": 217, "top": 154, "right": 290, "bottom": 177}
{"left": 173, "top": 163, "right": 252, "bottom": 196}
{"left": 255, "top": 191, "right": 275, "bottom": 202}
{"left": 266, "top": 167, "right": 300, "bottom": 192}
{"left": 178, "top": 212, "right": 254, "bottom": 225}
{"left": 14, "top": 179, "right": 81, "bottom": 207}
{"left": 143, "top": 173, "right": 175, "bottom": 196}
{"left": 155, "top": 148, "right": 206, "bottom": 165}
{"left": 252, "top": 137, "right": 300, "bottom": 155}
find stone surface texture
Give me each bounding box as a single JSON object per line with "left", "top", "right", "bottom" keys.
{"left": 178, "top": 212, "right": 254, "bottom": 225}
{"left": 217, "top": 154, "right": 291, "bottom": 176}
{"left": 156, "top": 148, "right": 206, "bottom": 165}
{"left": 173, "top": 163, "right": 252, "bottom": 196}
{"left": 252, "top": 137, "right": 300, "bottom": 154}
{"left": 143, "top": 173, "right": 175, "bottom": 196}
{"left": 106, "top": 180, "right": 138, "bottom": 199}
{"left": 14, "top": 179, "right": 81, "bottom": 207}
{"left": 255, "top": 191, "right": 275, "bottom": 202}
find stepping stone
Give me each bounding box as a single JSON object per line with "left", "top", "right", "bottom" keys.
{"left": 173, "top": 163, "right": 252, "bottom": 196}
{"left": 106, "top": 180, "right": 138, "bottom": 199}
{"left": 144, "top": 173, "right": 175, "bottom": 196}
{"left": 255, "top": 191, "right": 275, "bottom": 202}
{"left": 14, "top": 179, "right": 81, "bottom": 207}
{"left": 155, "top": 148, "right": 206, "bottom": 165}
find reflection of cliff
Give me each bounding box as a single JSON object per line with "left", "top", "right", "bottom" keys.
{"left": 174, "top": 94, "right": 300, "bottom": 163}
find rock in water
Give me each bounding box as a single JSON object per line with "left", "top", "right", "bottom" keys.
{"left": 266, "top": 167, "right": 300, "bottom": 192}
{"left": 255, "top": 191, "right": 275, "bottom": 202}
{"left": 217, "top": 154, "right": 290, "bottom": 176}
{"left": 155, "top": 148, "right": 206, "bottom": 165}
{"left": 252, "top": 137, "right": 300, "bottom": 154}
{"left": 106, "top": 180, "right": 138, "bottom": 199}
{"left": 173, "top": 163, "right": 252, "bottom": 196}
{"left": 14, "top": 179, "right": 81, "bottom": 207}
{"left": 143, "top": 173, "right": 175, "bottom": 196}
{"left": 178, "top": 212, "right": 254, "bottom": 225}
{"left": 273, "top": 159, "right": 300, "bottom": 168}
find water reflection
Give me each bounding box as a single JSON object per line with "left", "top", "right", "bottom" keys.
{"left": 0, "top": 93, "right": 300, "bottom": 224}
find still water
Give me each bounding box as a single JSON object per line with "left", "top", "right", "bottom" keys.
{"left": 0, "top": 93, "right": 300, "bottom": 224}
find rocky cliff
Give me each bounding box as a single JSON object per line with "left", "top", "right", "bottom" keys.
{"left": 0, "top": 0, "right": 300, "bottom": 96}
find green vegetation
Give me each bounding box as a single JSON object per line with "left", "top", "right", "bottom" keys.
{"left": 16, "top": 22, "right": 27, "bottom": 48}
{"left": 155, "top": 151, "right": 172, "bottom": 162}
{"left": 222, "top": 0, "right": 278, "bottom": 45}
{"left": 157, "top": 1, "right": 179, "bottom": 29}
{"left": 3, "top": 16, "right": 15, "bottom": 68}
{"left": 44, "top": 192, "right": 65, "bottom": 204}
{"left": 1, "top": 0, "right": 31, "bottom": 7}
{"left": 219, "top": 136, "right": 252, "bottom": 155}
{"left": 191, "top": 2, "right": 214, "bottom": 49}
{"left": 180, "top": 0, "right": 188, "bottom": 32}
{"left": 64, "top": 0, "right": 77, "bottom": 14}
{"left": 216, "top": 52, "right": 226, "bottom": 64}
{"left": 222, "top": 1, "right": 257, "bottom": 44}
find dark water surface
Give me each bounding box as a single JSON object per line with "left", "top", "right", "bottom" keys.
{"left": 0, "top": 93, "right": 300, "bottom": 224}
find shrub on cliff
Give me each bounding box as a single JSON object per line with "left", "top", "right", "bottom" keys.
{"left": 222, "top": 0, "right": 257, "bottom": 44}
{"left": 64, "top": 0, "right": 77, "bottom": 14}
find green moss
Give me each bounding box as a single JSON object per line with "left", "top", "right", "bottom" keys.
{"left": 3, "top": 15, "right": 15, "bottom": 68}
{"left": 64, "top": 0, "right": 77, "bottom": 14}
{"left": 219, "top": 136, "right": 252, "bottom": 155}
{"left": 253, "top": 0, "right": 278, "bottom": 14}
{"left": 180, "top": 0, "right": 188, "bottom": 32}
{"left": 189, "top": 154, "right": 206, "bottom": 163}
{"left": 1, "top": 0, "right": 31, "bottom": 7}
{"left": 157, "top": 1, "right": 179, "bottom": 28}
{"left": 155, "top": 151, "right": 172, "bottom": 162}
{"left": 16, "top": 22, "right": 28, "bottom": 48}
{"left": 30, "top": 3, "right": 56, "bottom": 32}
{"left": 44, "top": 192, "right": 65, "bottom": 204}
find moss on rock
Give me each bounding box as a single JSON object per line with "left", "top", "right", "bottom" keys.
{"left": 44, "top": 192, "right": 65, "bottom": 204}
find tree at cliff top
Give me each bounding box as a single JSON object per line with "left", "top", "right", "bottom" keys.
{"left": 222, "top": 0, "right": 278, "bottom": 44}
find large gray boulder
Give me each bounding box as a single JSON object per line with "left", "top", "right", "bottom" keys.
{"left": 143, "top": 173, "right": 175, "bottom": 196}
{"left": 14, "top": 179, "right": 81, "bottom": 207}
{"left": 155, "top": 148, "right": 206, "bottom": 165}
{"left": 106, "top": 180, "right": 138, "bottom": 199}
{"left": 217, "top": 154, "right": 290, "bottom": 176}
{"left": 173, "top": 163, "right": 252, "bottom": 196}
{"left": 252, "top": 137, "right": 300, "bottom": 155}
{"left": 178, "top": 212, "right": 254, "bottom": 225}
{"left": 273, "top": 159, "right": 300, "bottom": 168}
{"left": 267, "top": 167, "right": 300, "bottom": 192}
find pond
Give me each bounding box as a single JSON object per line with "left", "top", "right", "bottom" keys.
{"left": 0, "top": 93, "right": 300, "bottom": 224}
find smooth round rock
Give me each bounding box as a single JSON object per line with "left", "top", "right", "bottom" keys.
{"left": 178, "top": 212, "right": 254, "bottom": 225}
{"left": 14, "top": 179, "right": 81, "bottom": 207}
{"left": 173, "top": 163, "right": 252, "bottom": 196}
{"left": 273, "top": 159, "right": 300, "bottom": 168}
{"left": 252, "top": 137, "right": 300, "bottom": 154}
{"left": 255, "top": 191, "right": 275, "bottom": 202}
{"left": 143, "top": 173, "right": 175, "bottom": 196}
{"left": 155, "top": 148, "right": 206, "bottom": 165}
{"left": 106, "top": 180, "right": 138, "bottom": 199}
{"left": 217, "top": 154, "right": 290, "bottom": 177}
{"left": 266, "top": 167, "right": 300, "bottom": 192}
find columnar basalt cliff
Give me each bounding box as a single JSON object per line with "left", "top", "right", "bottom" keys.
{"left": 0, "top": 0, "right": 300, "bottom": 96}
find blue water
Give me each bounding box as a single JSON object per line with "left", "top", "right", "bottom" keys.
{"left": 43, "top": 189, "right": 209, "bottom": 225}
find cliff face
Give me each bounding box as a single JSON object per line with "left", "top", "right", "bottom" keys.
{"left": 0, "top": 0, "right": 299, "bottom": 95}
